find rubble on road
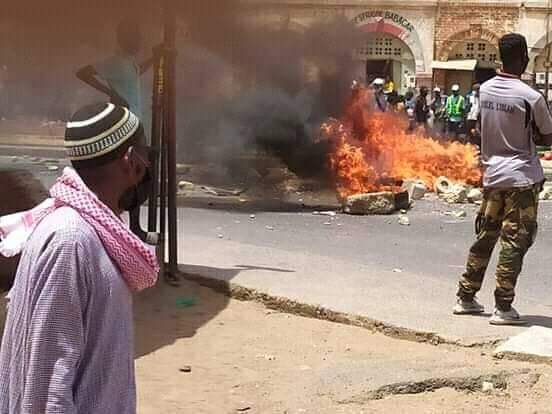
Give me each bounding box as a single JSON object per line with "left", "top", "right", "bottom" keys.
{"left": 467, "top": 188, "right": 483, "bottom": 203}
{"left": 200, "top": 185, "right": 246, "bottom": 197}
{"left": 398, "top": 215, "right": 410, "bottom": 226}
{"left": 343, "top": 192, "right": 396, "bottom": 215}
{"left": 313, "top": 211, "right": 337, "bottom": 217}
{"left": 434, "top": 176, "right": 469, "bottom": 204}
{"left": 178, "top": 180, "right": 195, "bottom": 191}
{"left": 540, "top": 184, "right": 552, "bottom": 201}
{"left": 401, "top": 179, "right": 427, "bottom": 201}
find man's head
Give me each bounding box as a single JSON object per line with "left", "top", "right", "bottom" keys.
{"left": 420, "top": 86, "right": 429, "bottom": 97}
{"left": 372, "top": 78, "right": 385, "bottom": 92}
{"left": 433, "top": 87, "right": 441, "bottom": 97}
{"left": 499, "top": 33, "right": 530, "bottom": 77}
{"left": 116, "top": 19, "right": 143, "bottom": 56}
{"left": 472, "top": 83, "right": 481, "bottom": 96}
{"left": 451, "top": 84, "right": 460, "bottom": 96}
{"left": 65, "top": 103, "right": 152, "bottom": 214}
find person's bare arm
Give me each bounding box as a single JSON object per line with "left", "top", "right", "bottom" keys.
{"left": 76, "top": 65, "right": 128, "bottom": 106}
{"left": 139, "top": 57, "right": 155, "bottom": 75}
{"left": 76, "top": 65, "right": 114, "bottom": 96}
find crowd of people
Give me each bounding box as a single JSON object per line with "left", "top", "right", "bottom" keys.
{"left": 369, "top": 77, "right": 482, "bottom": 146}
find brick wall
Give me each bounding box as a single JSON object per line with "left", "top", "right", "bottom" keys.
{"left": 435, "top": 5, "right": 519, "bottom": 61}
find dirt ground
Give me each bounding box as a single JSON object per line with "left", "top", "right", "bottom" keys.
{"left": 134, "top": 280, "right": 552, "bottom": 414}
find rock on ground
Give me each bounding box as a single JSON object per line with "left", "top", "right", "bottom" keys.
{"left": 343, "top": 192, "right": 396, "bottom": 215}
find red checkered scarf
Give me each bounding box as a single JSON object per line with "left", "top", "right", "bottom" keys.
{"left": 0, "top": 167, "right": 159, "bottom": 291}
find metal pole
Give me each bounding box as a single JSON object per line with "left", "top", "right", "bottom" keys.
{"left": 148, "top": 52, "right": 165, "bottom": 233}
{"left": 545, "top": 0, "right": 551, "bottom": 101}
{"left": 164, "top": 0, "right": 179, "bottom": 277}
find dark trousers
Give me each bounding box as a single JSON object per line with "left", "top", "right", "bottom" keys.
{"left": 446, "top": 120, "right": 462, "bottom": 140}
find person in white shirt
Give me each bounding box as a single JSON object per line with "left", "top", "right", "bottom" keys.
{"left": 465, "top": 83, "right": 481, "bottom": 145}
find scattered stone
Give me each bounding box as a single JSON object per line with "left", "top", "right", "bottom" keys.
{"left": 398, "top": 215, "right": 410, "bottom": 226}
{"left": 46, "top": 165, "right": 59, "bottom": 172}
{"left": 323, "top": 222, "right": 332, "bottom": 226}
{"left": 265, "top": 225, "right": 274, "bottom": 231}
{"left": 343, "top": 192, "right": 396, "bottom": 215}
{"left": 178, "top": 180, "right": 195, "bottom": 191}
{"left": 540, "top": 185, "right": 552, "bottom": 201}
{"left": 249, "top": 214, "right": 256, "bottom": 219}
{"left": 401, "top": 179, "right": 427, "bottom": 201}
{"left": 482, "top": 381, "right": 495, "bottom": 393}
{"left": 217, "top": 234, "right": 224, "bottom": 239}
{"left": 392, "top": 268, "right": 403, "bottom": 273}
{"left": 236, "top": 405, "right": 252, "bottom": 412}
{"left": 467, "top": 188, "right": 483, "bottom": 203}
{"left": 179, "top": 366, "right": 192, "bottom": 373}
{"left": 452, "top": 210, "right": 467, "bottom": 218}
{"left": 313, "top": 211, "right": 337, "bottom": 217}
{"left": 441, "top": 186, "right": 468, "bottom": 204}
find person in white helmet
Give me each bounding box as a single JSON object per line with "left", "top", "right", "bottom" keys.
{"left": 430, "top": 87, "right": 446, "bottom": 137}
{"left": 372, "top": 78, "right": 388, "bottom": 112}
{"left": 445, "top": 84, "right": 466, "bottom": 140}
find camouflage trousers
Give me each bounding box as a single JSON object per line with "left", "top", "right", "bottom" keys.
{"left": 457, "top": 182, "right": 542, "bottom": 310}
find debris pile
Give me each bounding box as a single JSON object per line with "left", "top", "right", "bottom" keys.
{"left": 343, "top": 191, "right": 409, "bottom": 215}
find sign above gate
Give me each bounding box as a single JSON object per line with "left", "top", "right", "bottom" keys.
{"left": 352, "top": 10, "right": 415, "bottom": 36}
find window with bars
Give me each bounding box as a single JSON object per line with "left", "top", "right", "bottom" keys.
{"left": 356, "top": 35, "right": 413, "bottom": 60}
{"left": 478, "top": 43, "right": 486, "bottom": 51}
{"left": 467, "top": 43, "right": 474, "bottom": 51}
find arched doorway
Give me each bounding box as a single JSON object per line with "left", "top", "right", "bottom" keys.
{"left": 354, "top": 32, "right": 416, "bottom": 93}
{"left": 437, "top": 27, "right": 500, "bottom": 93}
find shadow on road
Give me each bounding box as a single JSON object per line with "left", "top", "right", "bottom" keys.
{"left": 463, "top": 313, "right": 552, "bottom": 329}
{"left": 525, "top": 315, "right": 552, "bottom": 329}
{"left": 134, "top": 263, "right": 294, "bottom": 359}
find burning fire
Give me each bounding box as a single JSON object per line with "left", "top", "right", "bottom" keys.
{"left": 322, "top": 86, "right": 481, "bottom": 198}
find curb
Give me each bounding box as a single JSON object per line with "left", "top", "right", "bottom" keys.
{"left": 179, "top": 271, "right": 502, "bottom": 349}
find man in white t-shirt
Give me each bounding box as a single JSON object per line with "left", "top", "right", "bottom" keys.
{"left": 453, "top": 33, "right": 552, "bottom": 325}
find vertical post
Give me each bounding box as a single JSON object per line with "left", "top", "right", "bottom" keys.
{"left": 545, "top": 0, "right": 551, "bottom": 102}
{"left": 148, "top": 52, "right": 165, "bottom": 233}
{"left": 164, "top": 0, "right": 179, "bottom": 276}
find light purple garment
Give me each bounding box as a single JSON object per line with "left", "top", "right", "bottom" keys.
{"left": 480, "top": 74, "right": 552, "bottom": 188}
{"left": 0, "top": 207, "right": 136, "bottom": 414}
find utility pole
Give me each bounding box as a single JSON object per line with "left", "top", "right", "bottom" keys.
{"left": 149, "top": 1, "right": 179, "bottom": 282}
{"left": 545, "top": 0, "right": 551, "bottom": 101}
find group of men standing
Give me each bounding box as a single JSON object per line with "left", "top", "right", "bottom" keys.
{"left": 371, "top": 76, "right": 482, "bottom": 144}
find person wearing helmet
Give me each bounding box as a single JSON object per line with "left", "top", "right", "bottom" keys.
{"left": 372, "top": 78, "right": 388, "bottom": 112}
{"left": 445, "top": 84, "right": 465, "bottom": 140}
{"left": 430, "top": 87, "right": 446, "bottom": 137}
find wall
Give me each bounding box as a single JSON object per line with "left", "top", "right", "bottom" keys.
{"left": 435, "top": 4, "right": 519, "bottom": 61}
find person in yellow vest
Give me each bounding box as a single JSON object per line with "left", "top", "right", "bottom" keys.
{"left": 445, "top": 84, "right": 465, "bottom": 140}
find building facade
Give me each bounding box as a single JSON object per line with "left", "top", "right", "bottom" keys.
{"left": 242, "top": 0, "right": 552, "bottom": 96}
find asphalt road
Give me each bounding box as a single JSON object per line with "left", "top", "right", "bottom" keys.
{"left": 4, "top": 154, "right": 552, "bottom": 343}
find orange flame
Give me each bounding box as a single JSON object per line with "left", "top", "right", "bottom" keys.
{"left": 324, "top": 87, "right": 482, "bottom": 198}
